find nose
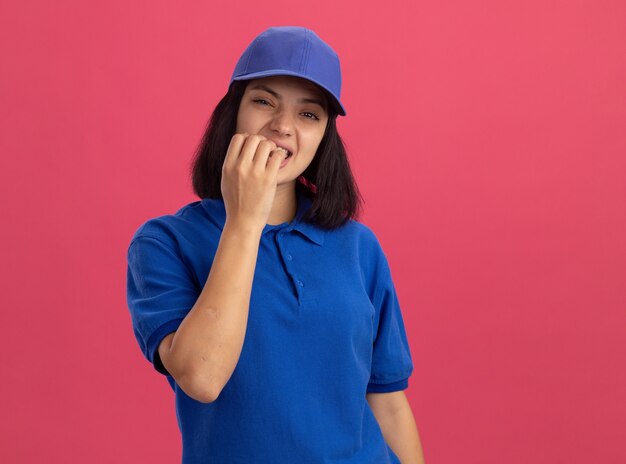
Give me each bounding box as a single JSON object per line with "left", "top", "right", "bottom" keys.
{"left": 268, "top": 108, "right": 294, "bottom": 136}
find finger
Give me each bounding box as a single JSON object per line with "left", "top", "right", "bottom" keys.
{"left": 223, "top": 133, "right": 248, "bottom": 170}
{"left": 238, "top": 134, "right": 267, "bottom": 167}
{"left": 267, "top": 147, "right": 288, "bottom": 175}
{"left": 252, "top": 140, "right": 278, "bottom": 172}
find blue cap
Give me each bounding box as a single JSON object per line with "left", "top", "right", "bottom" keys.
{"left": 230, "top": 26, "right": 347, "bottom": 116}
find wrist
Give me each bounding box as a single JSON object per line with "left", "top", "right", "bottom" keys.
{"left": 223, "top": 217, "right": 264, "bottom": 239}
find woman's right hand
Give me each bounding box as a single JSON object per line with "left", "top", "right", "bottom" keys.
{"left": 220, "top": 133, "right": 288, "bottom": 231}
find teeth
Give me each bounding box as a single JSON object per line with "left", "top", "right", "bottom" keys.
{"left": 275, "top": 146, "right": 291, "bottom": 157}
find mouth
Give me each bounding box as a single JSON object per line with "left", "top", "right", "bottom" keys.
{"left": 273, "top": 146, "right": 293, "bottom": 158}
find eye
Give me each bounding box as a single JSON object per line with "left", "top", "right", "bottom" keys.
{"left": 253, "top": 98, "right": 272, "bottom": 106}
{"left": 302, "top": 111, "right": 320, "bottom": 120}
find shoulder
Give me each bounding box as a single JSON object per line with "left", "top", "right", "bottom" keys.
{"left": 334, "top": 218, "right": 386, "bottom": 257}
{"left": 323, "top": 219, "right": 389, "bottom": 277}
{"left": 129, "top": 200, "right": 209, "bottom": 249}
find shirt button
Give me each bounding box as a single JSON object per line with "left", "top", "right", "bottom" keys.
{"left": 297, "top": 280, "right": 303, "bottom": 287}
{"left": 279, "top": 233, "right": 284, "bottom": 238}
{"left": 286, "top": 254, "right": 293, "bottom": 261}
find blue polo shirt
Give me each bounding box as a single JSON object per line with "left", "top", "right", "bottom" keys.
{"left": 126, "top": 189, "right": 414, "bottom": 463}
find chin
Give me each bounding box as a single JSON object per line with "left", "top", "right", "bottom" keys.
{"left": 276, "top": 173, "right": 299, "bottom": 186}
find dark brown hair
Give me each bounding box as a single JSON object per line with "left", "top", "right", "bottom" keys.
{"left": 189, "top": 80, "right": 363, "bottom": 229}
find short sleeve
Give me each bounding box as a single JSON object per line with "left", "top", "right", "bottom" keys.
{"left": 126, "top": 234, "right": 200, "bottom": 376}
{"left": 366, "top": 245, "right": 414, "bottom": 393}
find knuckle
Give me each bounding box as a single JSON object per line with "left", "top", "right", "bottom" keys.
{"left": 234, "top": 133, "right": 246, "bottom": 143}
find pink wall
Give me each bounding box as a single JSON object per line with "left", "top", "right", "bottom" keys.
{"left": 1, "top": 1, "right": 624, "bottom": 463}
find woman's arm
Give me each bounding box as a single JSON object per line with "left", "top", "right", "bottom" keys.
{"left": 158, "top": 134, "right": 287, "bottom": 403}
{"left": 158, "top": 220, "right": 263, "bottom": 403}
{"left": 367, "top": 391, "right": 425, "bottom": 464}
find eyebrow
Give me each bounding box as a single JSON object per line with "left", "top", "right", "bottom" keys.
{"left": 249, "top": 84, "right": 327, "bottom": 110}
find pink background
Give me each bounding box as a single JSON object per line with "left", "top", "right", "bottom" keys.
{"left": 1, "top": 1, "right": 625, "bottom": 463}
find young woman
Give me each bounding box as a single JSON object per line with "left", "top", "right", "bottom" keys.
{"left": 127, "top": 26, "right": 425, "bottom": 463}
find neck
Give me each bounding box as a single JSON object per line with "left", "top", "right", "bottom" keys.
{"left": 267, "top": 181, "right": 298, "bottom": 225}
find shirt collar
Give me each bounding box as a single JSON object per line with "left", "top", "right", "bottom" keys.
{"left": 290, "top": 193, "right": 325, "bottom": 246}
{"left": 202, "top": 191, "right": 325, "bottom": 246}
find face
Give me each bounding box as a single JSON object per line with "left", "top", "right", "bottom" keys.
{"left": 235, "top": 75, "right": 329, "bottom": 187}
